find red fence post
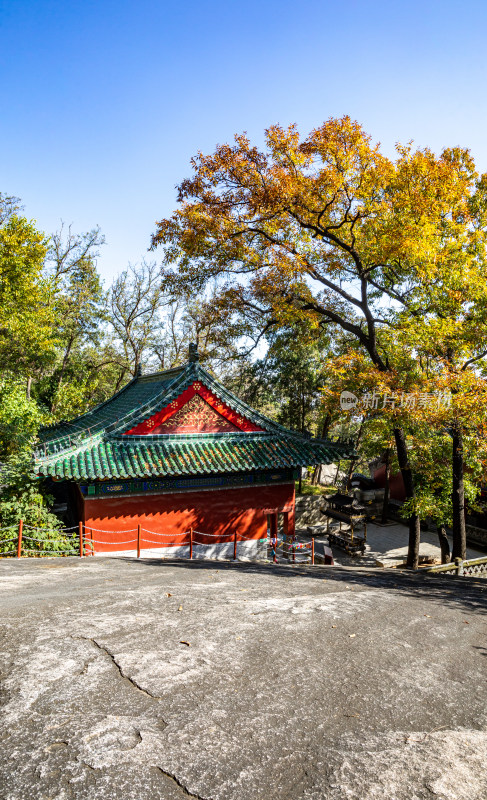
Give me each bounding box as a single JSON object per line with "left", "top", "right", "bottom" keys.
{"left": 137, "top": 524, "right": 141, "bottom": 559}
{"left": 79, "top": 522, "right": 83, "bottom": 558}
{"left": 90, "top": 528, "right": 94, "bottom": 555}
{"left": 17, "top": 519, "right": 23, "bottom": 558}
{"left": 270, "top": 513, "right": 278, "bottom": 563}
{"left": 85, "top": 529, "right": 93, "bottom": 556}
{"left": 189, "top": 527, "right": 193, "bottom": 560}
{"left": 311, "top": 538, "right": 315, "bottom": 566}
{"left": 234, "top": 530, "right": 238, "bottom": 561}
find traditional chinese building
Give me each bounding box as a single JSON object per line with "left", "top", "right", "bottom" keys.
{"left": 34, "top": 347, "right": 353, "bottom": 558}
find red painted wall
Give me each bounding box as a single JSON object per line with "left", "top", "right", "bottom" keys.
{"left": 373, "top": 465, "right": 406, "bottom": 501}
{"left": 83, "top": 483, "right": 295, "bottom": 553}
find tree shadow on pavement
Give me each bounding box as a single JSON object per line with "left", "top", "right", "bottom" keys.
{"left": 123, "top": 556, "right": 487, "bottom": 615}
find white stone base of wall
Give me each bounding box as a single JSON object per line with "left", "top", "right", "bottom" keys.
{"left": 93, "top": 538, "right": 268, "bottom": 561}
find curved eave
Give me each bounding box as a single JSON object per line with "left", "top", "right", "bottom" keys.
{"left": 34, "top": 435, "right": 354, "bottom": 481}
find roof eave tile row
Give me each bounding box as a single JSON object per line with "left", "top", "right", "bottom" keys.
{"left": 35, "top": 436, "right": 354, "bottom": 481}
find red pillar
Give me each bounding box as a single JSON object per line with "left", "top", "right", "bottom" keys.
{"left": 283, "top": 503, "right": 296, "bottom": 562}
{"left": 283, "top": 506, "right": 295, "bottom": 539}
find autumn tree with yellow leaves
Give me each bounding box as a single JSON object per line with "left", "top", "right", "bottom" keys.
{"left": 152, "top": 116, "right": 487, "bottom": 568}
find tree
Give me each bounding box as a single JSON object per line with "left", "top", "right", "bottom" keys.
{"left": 109, "top": 261, "right": 167, "bottom": 387}
{"left": 151, "top": 117, "right": 487, "bottom": 568}
{"left": 37, "top": 224, "right": 109, "bottom": 413}
{"left": 397, "top": 259, "right": 487, "bottom": 560}
{"left": 0, "top": 201, "right": 56, "bottom": 382}
{"left": 0, "top": 192, "right": 22, "bottom": 224}
{"left": 151, "top": 291, "right": 250, "bottom": 375}
{"left": 238, "top": 322, "right": 332, "bottom": 433}
{"left": 0, "top": 379, "right": 46, "bottom": 460}
{"left": 402, "top": 427, "right": 467, "bottom": 565}
{"left": 0, "top": 374, "right": 73, "bottom": 556}
{"left": 0, "top": 451, "right": 76, "bottom": 555}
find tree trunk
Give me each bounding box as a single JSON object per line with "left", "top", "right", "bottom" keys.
{"left": 345, "top": 419, "right": 365, "bottom": 490}
{"left": 26, "top": 376, "right": 32, "bottom": 401}
{"left": 114, "top": 368, "right": 128, "bottom": 393}
{"left": 321, "top": 414, "right": 331, "bottom": 439}
{"left": 393, "top": 427, "right": 420, "bottom": 569}
{"left": 311, "top": 464, "right": 322, "bottom": 486}
{"left": 437, "top": 523, "right": 451, "bottom": 564}
{"left": 345, "top": 461, "right": 355, "bottom": 491}
{"left": 50, "top": 337, "right": 75, "bottom": 411}
{"left": 451, "top": 420, "right": 467, "bottom": 561}
{"left": 381, "top": 448, "right": 391, "bottom": 524}
{"left": 301, "top": 384, "right": 306, "bottom": 433}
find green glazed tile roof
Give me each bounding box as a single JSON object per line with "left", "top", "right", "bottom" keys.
{"left": 34, "top": 361, "right": 354, "bottom": 480}
{"left": 35, "top": 434, "right": 354, "bottom": 480}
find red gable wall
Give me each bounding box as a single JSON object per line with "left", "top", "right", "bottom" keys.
{"left": 125, "top": 381, "right": 263, "bottom": 435}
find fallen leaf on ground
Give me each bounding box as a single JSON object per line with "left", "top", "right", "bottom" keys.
{"left": 165, "top": 593, "right": 172, "bottom": 597}
{"left": 349, "top": 634, "right": 356, "bottom": 638}
{"left": 424, "top": 614, "right": 431, "bottom": 618}
{"left": 179, "top": 640, "right": 191, "bottom": 646}
{"left": 331, "top": 625, "right": 337, "bottom": 628}
{"left": 178, "top": 605, "right": 183, "bottom": 611}
{"left": 464, "top": 620, "right": 470, "bottom": 624}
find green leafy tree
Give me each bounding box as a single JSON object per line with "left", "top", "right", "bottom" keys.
{"left": 0, "top": 380, "right": 75, "bottom": 556}
{"left": 0, "top": 453, "right": 76, "bottom": 555}
{"left": 40, "top": 224, "right": 108, "bottom": 413}
{"left": 238, "top": 323, "right": 331, "bottom": 433}
{"left": 0, "top": 204, "right": 56, "bottom": 382}
{"left": 0, "top": 379, "right": 45, "bottom": 458}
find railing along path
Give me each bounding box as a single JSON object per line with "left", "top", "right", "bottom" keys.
{"left": 0, "top": 520, "right": 320, "bottom": 565}
{"left": 426, "top": 556, "right": 487, "bottom": 577}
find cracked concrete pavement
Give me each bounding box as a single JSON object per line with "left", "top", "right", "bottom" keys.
{"left": 0, "top": 556, "right": 486, "bottom": 799}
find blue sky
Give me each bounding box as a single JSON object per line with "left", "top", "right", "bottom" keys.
{"left": 1, "top": 0, "right": 486, "bottom": 281}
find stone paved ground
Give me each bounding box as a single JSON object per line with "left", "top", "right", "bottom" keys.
{"left": 300, "top": 521, "right": 486, "bottom": 568}
{"left": 1, "top": 557, "right": 487, "bottom": 800}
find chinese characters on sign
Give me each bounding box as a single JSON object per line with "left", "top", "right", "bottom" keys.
{"left": 340, "top": 390, "right": 452, "bottom": 412}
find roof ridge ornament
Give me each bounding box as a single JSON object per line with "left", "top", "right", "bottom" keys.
{"left": 188, "top": 343, "right": 199, "bottom": 363}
